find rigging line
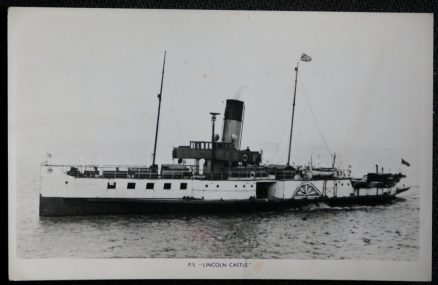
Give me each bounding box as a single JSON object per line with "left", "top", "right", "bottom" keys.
{"left": 300, "top": 80, "right": 332, "bottom": 157}
{"left": 272, "top": 72, "right": 302, "bottom": 164}
{"left": 272, "top": 101, "right": 292, "bottom": 163}
{"left": 270, "top": 93, "right": 289, "bottom": 163}
{"left": 273, "top": 100, "right": 288, "bottom": 161}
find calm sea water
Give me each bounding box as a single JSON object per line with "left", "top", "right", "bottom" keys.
{"left": 16, "top": 180, "right": 419, "bottom": 260}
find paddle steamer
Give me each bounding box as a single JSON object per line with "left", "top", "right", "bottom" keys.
{"left": 39, "top": 52, "right": 410, "bottom": 216}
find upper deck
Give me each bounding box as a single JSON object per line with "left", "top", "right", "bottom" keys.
{"left": 41, "top": 163, "right": 352, "bottom": 181}
{"left": 172, "top": 141, "right": 262, "bottom": 164}
{"left": 42, "top": 164, "right": 275, "bottom": 181}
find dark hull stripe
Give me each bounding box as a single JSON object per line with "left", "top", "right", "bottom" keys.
{"left": 39, "top": 194, "right": 396, "bottom": 217}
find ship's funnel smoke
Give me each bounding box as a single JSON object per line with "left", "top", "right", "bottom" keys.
{"left": 233, "top": 86, "right": 246, "bottom": 100}
{"left": 222, "top": 99, "right": 244, "bottom": 149}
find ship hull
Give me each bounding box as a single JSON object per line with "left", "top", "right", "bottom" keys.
{"left": 39, "top": 194, "right": 396, "bottom": 217}
{"left": 39, "top": 166, "right": 409, "bottom": 216}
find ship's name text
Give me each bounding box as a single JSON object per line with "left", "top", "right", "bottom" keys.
{"left": 187, "top": 262, "right": 250, "bottom": 268}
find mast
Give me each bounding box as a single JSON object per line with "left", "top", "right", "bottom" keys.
{"left": 210, "top": 112, "right": 220, "bottom": 173}
{"left": 286, "top": 53, "right": 312, "bottom": 166}
{"left": 287, "top": 62, "right": 299, "bottom": 166}
{"left": 332, "top": 153, "right": 336, "bottom": 168}
{"left": 152, "top": 51, "right": 166, "bottom": 168}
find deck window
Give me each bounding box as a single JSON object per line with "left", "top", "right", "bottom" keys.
{"left": 107, "top": 182, "right": 116, "bottom": 189}
{"left": 146, "top": 183, "right": 154, "bottom": 190}
{"left": 180, "top": 183, "right": 188, "bottom": 190}
{"left": 127, "top": 182, "right": 136, "bottom": 189}
{"left": 164, "top": 183, "right": 172, "bottom": 190}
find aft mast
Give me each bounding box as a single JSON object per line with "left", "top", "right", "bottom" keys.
{"left": 286, "top": 53, "right": 312, "bottom": 166}
{"left": 151, "top": 51, "right": 167, "bottom": 171}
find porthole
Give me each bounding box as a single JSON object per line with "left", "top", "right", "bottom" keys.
{"left": 243, "top": 185, "right": 246, "bottom": 188}
{"left": 146, "top": 183, "right": 154, "bottom": 190}
{"left": 205, "top": 184, "right": 208, "bottom": 188}
{"left": 107, "top": 182, "right": 116, "bottom": 189}
{"left": 65, "top": 181, "right": 68, "bottom": 184}
{"left": 235, "top": 185, "right": 237, "bottom": 188}
{"left": 217, "top": 185, "right": 219, "bottom": 188}
{"left": 164, "top": 183, "right": 172, "bottom": 190}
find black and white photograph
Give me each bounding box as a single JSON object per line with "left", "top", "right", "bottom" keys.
{"left": 8, "top": 8, "right": 432, "bottom": 280}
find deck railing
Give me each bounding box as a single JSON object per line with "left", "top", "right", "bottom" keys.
{"left": 43, "top": 164, "right": 272, "bottom": 180}
{"left": 43, "top": 164, "right": 351, "bottom": 181}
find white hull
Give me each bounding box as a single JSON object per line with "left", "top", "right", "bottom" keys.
{"left": 41, "top": 166, "right": 404, "bottom": 201}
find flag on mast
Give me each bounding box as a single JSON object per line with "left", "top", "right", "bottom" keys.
{"left": 401, "top": 158, "right": 411, "bottom": 167}
{"left": 300, "top": 53, "right": 312, "bottom": 62}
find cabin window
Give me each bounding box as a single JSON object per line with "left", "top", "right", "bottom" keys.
{"left": 217, "top": 185, "right": 219, "bottom": 188}
{"left": 164, "top": 183, "right": 172, "bottom": 190}
{"left": 243, "top": 185, "right": 246, "bottom": 188}
{"left": 146, "top": 183, "right": 154, "bottom": 190}
{"left": 205, "top": 184, "right": 208, "bottom": 188}
{"left": 180, "top": 183, "right": 187, "bottom": 190}
{"left": 127, "top": 182, "right": 136, "bottom": 189}
{"left": 107, "top": 182, "right": 116, "bottom": 189}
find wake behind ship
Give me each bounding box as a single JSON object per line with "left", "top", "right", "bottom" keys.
{"left": 39, "top": 52, "right": 410, "bottom": 216}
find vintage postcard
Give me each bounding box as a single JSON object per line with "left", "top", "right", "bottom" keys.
{"left": 8, "top": 8, "right": 432, "bottom": 280}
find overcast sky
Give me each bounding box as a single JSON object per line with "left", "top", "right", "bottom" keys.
{"left": 9, "top": 8, "right": 432, "bottom": 174}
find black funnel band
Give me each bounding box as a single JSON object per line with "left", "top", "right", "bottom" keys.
{"left": 224, "top": 100, "right": 244, "bottom": 122}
